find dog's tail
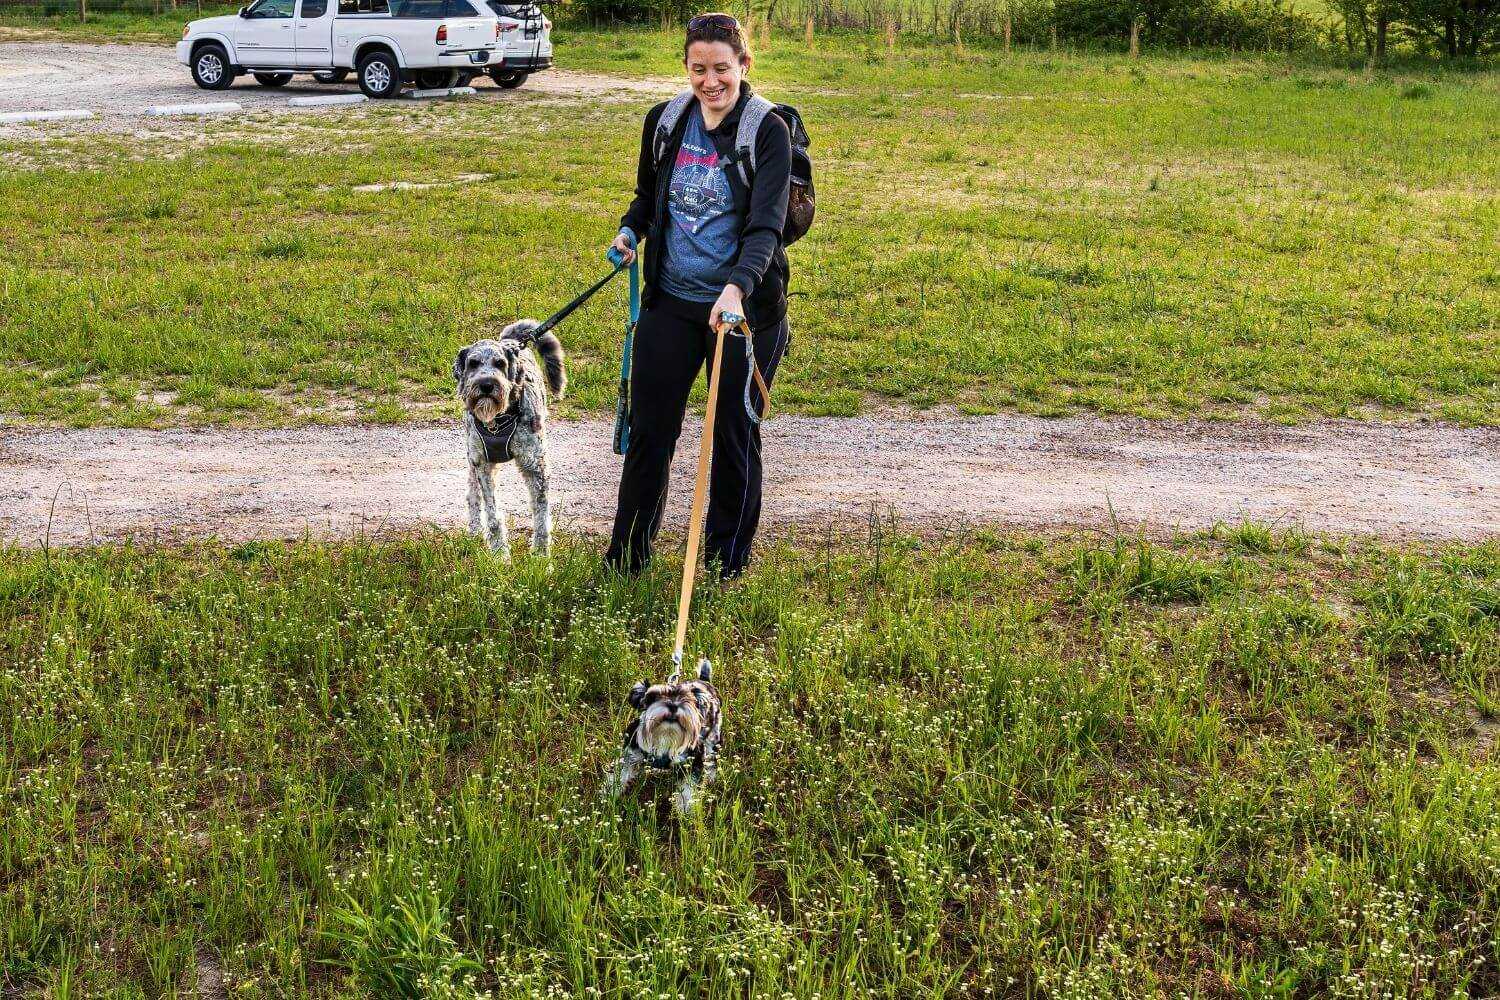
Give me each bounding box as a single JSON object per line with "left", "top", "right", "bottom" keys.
{"left": 533, "top": 331, "right": 567, "bottom": 398}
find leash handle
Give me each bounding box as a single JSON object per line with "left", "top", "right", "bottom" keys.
{"left": 673, "top": 317, "right": 731, "bottom": 665}
{"left": 611, "top": 244, "right": 639, "bottom": 456}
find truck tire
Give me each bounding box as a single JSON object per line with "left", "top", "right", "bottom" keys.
{"left": 487, "top": 68, "right": 528, "bottom": 89}
{"left": 191, "top": 44, "right": 234, "bottom": 91}
{"left": 254, "top": 73, "right": 293, "bottom": 87}
{"left": 413, "top": 69, "right": 459, "bottom": 90}
{"left": 357, "top": 50, "right": 402, "bottom": 99}
{"left": 313, "top": 69, "right": 349, "bottom": 83}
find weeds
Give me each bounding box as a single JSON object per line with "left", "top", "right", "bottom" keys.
{"left": 1, "top": 531, "right": 1496, "bottom": 994}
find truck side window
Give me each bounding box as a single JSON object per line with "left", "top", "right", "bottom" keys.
{"left": 337, "top": 0, "right": 389, "bottom": 13}
{"left": 446, "top": 0, "right": 478, "bottom": 13}
{"left": 300, "top": 0, "right": 328, "bottom": 16}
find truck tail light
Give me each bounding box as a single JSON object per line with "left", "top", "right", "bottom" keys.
{"left": 435, "top": 23, "right": 448, "bottom": 43}
{"left": 499, "top": 22, "right": 517, "bottom": 31}
{"left": 495, "top": 21, "right": 501, "bottom": 37}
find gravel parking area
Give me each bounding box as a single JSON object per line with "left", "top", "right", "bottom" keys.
{"left": 0, "top": 40, "right": 673, "bottom": 137}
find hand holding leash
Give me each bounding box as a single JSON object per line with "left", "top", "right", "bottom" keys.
{"left": 608, "top": 229, "right": 636, "bottom": 267}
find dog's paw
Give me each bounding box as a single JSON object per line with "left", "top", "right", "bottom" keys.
{"left": 671, "top": 784, "right": 699, "bottom": 816}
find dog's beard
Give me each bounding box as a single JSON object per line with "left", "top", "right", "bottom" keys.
{"left": 470, "top": 395, "right": 502, "bottom": 423}
{"left": 639, "top": 704, "right": 703, "bottom": 758}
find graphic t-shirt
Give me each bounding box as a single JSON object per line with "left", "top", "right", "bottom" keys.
{"left": 660, "top": 106, "right": 742, "bottom": 303}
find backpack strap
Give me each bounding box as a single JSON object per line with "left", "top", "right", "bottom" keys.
{"left": 733, "top": 94, "right": 776, "bottom": 186}
{"left": 652, "top": 90, "right": 696, "bottom": 167}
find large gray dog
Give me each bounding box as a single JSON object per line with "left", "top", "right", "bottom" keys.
{"left": 453, "top": 321, "right": 566, "bottom": 557}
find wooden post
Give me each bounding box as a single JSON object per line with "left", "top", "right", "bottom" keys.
{"left": 1129, "top": 15, "right": 1140, "bottom": 57}
{"left": 1050, "top": 24, "right": 1058, "bottom": 50}
{"left": 79, "top": 0, "right": 86, "bottom": 21}
{"left": 884, "top": 11, "right": 895, "bottom": 51}
{"left": 1003, "top": 13, "right": 1012, "bottom": 53}
{"left": 805, "top": 14, "right": 813, "bottom": 46}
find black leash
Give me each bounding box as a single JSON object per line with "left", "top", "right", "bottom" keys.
{"left": 510, "top": 260, "right": 625, "bottom": 346}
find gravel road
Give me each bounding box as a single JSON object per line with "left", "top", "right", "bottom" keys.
{"left": 3, "top": 413, "right": 1495, "bottom": 547}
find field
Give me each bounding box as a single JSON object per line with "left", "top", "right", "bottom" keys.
{"left": 3, "top": 17, "right": 1499, "bottom": 998}
{"left": 2, "top": 529, "right": 1498, "bottom": 996}
{"left": 1, "top": 31, "right": 1497, "bottom": 426}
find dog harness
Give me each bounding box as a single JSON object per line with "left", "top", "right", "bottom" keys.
{"left": 475, "top": 410, "right": 520, "bottom": 464}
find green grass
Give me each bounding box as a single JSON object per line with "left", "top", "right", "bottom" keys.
{"left": 0, "top": 6, "right": 238, "bottom": 42}
{"left": 1, "top": 30, "right": 1496, "bottom": 426}
{"left": 2, "top": 527, "right": 1497, "bottom": 995}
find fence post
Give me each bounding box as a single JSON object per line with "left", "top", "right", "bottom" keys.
{"left": 885, "top": 11, "right": 895, "bottom": 51}
{"left": 79, "top": 0, "right": 87, "bottom": 22}
{"left": 1129, "top": 15, "right": 1141, "bottom": 57}
{"left": 1003, "top": 13, "right": 1011, "bottom": 53}
{"left": 1051, "top": 24, "right": 1057, "bottom": 50}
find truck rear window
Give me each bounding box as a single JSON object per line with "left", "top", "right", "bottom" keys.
{"left": 390, "top": 0, "right": 476, "bottom": 14}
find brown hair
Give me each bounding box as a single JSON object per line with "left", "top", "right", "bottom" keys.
{"left": 683, "top": 12, "right": 752, "bottom": 64}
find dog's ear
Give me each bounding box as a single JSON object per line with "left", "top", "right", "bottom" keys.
{"left": 452, "top": 347, "right": 470, "bottom": 384}
{"left": 696, "top": 659, "right": 712, "bottom": 683}
{"left": 628, "top": 682, "right": 649, "bottom": 709}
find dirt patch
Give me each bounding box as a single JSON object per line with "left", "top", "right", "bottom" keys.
{"left": 1, "top": 410, "right": 1495, "bottom": 548}
{"left": 0, "top": 41, "right": 675, "bottom": 140}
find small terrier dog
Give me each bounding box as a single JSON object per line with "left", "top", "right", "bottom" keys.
{"left": 606, "top": 660, "right": 723, "bottom": 814}
{"left": 452, "top": 321, "right": 566, "bottom": 557}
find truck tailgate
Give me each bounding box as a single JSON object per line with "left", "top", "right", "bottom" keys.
{"left": 444, "top": 16, "right": 493, "bottom": 50}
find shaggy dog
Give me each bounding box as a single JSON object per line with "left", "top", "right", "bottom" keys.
{"left": 605, "top": 660, "right": 723, "bottom": 815}
{"left": 453, "top": 321, "right": 566, "bottom": 556}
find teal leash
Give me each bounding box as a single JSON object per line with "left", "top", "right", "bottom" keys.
{"left": 609, "top": 242, "right": 640, "bottom": 456}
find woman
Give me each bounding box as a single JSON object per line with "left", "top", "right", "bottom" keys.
{"left": 605, "top": 12, "right": 793, "bottom": 582}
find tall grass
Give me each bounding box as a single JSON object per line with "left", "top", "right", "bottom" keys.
{"left": 2, "top": 529, "right": 1497, "bottom": 995}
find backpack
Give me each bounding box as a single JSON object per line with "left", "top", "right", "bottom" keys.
{"left": 652, "top": 91, "right": 815, "bottom": 246}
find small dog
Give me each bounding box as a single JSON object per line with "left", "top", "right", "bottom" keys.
{"left": 605, "top": 660, "right": 723, "bottom": 814}
{"left": 453, "top": 321, "right": 566, "bottom": 556}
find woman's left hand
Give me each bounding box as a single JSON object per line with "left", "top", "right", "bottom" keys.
{"left": 710, "top": 283, "right": 746, "bottom": 332}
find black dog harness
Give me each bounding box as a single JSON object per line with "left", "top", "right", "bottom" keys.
{"left": 475, "top": 410, "right": 520, "bottom": 464}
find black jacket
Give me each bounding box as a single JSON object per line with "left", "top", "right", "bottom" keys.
{"left": 619, "top": 84, "right": 792, "bottom": 330}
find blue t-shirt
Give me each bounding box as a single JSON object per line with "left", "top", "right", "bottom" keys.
{"left": 659, "top": 106, "right": 742, "bottom": 303}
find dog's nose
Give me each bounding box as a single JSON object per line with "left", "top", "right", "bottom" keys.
{"left": 475, "top": 377, "right": 498, "bottom": 394}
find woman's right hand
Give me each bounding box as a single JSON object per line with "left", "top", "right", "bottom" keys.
{"left": 610, "top": 231, "right": 636, "bottom": 266}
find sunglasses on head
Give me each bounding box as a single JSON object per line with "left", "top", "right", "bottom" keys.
{"left": 687, "top": 12, "right": 740, "bottom": 31}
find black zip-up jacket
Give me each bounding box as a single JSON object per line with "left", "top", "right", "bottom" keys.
{"left": 619, "top": 84, "right": 792, "bottom": 330}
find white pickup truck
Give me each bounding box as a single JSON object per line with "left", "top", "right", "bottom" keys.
{"left": 177, "top": 0, "right": 500, "bottom": 99}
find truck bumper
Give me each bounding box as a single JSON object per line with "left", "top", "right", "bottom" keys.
{"left": 498, "top": 53, "right": 553, "bottom": 72}
{"left": 438, "top": 48, "right": 496, "bottom": 66}
{"left": 176, "top": 39, "right": 192, "bottom": 65}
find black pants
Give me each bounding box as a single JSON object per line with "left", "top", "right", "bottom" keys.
{"left": 606, "top": 292, "right": 789, "bottom": 578}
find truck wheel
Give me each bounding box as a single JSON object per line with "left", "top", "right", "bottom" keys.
{"left": 313, "top": 69, "right": 349, "bottom": 83}
{"left": 413, "top": 69, "right": 459, "bottom": 90}
{"left": 455, "top": 71, "right": 475, "bottom": 86}
{"left": 496, "top": 71, "right": 528, "bottom": 89}
{"left": 254, "top": 73, "right": 293, "bottom": 87}
{"left": 191, "top": 44, "right": 234, "bottom": 91}
{"left": 357, "top": 51, "right": 402, "bottom": 99}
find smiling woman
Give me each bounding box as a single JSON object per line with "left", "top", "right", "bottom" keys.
{"left": 602, "top": 12, "right": 796, "bottom": 583}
